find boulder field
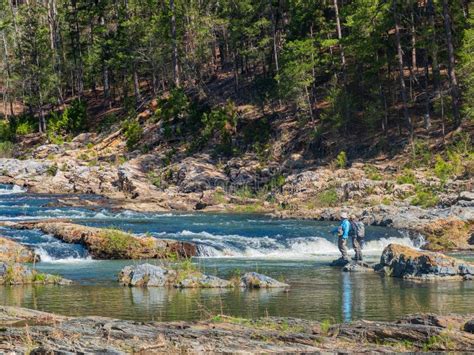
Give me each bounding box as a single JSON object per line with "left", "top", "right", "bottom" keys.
{"left": 119, "top": 263, "right": 289, "bottom": 288}
{"left": 0, "top": 306, "right": 473, "bottom": 353}
{"left": 1, "top": 221, "right": 196, "bottom": 260}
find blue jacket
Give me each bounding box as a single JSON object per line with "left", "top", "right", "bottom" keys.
{"left": 332, "top": 219, "right": 351, "bottom": 239}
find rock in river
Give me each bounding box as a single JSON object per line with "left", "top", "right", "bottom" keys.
{"left": 119, "top": 263, "right": 177, "bottom": 287}
{"left": 0, "top": 262, "right": 71, "bottom": 285}
{"left": 0, "top": 236, "right": 39, "bottom": 263}
{"left": 239, "top": 272, "right": 289, "bottom": 288}
{"left": 375, "top": 243, "right": 474, "bottom": 280}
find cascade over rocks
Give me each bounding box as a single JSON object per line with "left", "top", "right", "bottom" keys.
{"left": 1, "top": 221, "right": 197, "bottom": 260}
{"left": 375, "top": 244, "right": 474, "bottom": 280}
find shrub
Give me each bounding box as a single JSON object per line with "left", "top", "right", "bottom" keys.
{"left": 0, "top": 141, "right": 14, "bottom": 158}
{"left": 315, "top": 188, "right": 339, "bottom": 207}
{"left": 16, "top": 121, "right": 35, "bottom": 135}
{"left": 364, "top": 165, "right": 382, "bottom": 180}
{"left": 397, "top": 169, "right": 416, "bottom": 185}
{"left": 411, "top": 190, "right": 439, "bottom": 208}
{"left": 47, "top": 99, "right": 87, "bottom": 139}
{"left": 0, "top": 121, "right": 14, "bottom": 142}
{"left": 147, "top": 171, "right": 162, "bottom": 189}
{"left": 333, "top": 151, "right": 347, "bottom": 169}
{"left": 123, "top": 120, "right": 143, "bottom": 151}
{"left": 46, "top": 164, "right": 58, "bottom": 176}
{"left": 433, "top": 155, "right": 455, "bottom": 184}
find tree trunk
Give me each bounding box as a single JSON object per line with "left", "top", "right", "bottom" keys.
{"left": 170, "top": 0, "right": 180, "bottom": 87}
{"left": 333, "top": 0, "right": 346, "bottom": 69}
{"left": 393, "top": 0, "right": 413, "bottom": 141}
{"left": 441, "top": 0, "right": 461, "bottom": 125}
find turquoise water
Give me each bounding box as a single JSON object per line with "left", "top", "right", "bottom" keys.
{"left": 0, "top": 184, "right": 472, "bottom": 322}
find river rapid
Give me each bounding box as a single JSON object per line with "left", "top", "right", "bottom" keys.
{"left": 0, "top": 184, "right": 472, "bottom": 322}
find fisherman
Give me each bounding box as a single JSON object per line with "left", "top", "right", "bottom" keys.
{"left": 332, "top": 212, "right": 350, "bottom": 262}
{"left": 349, "top": 214, "right": 365, "bottom": 261}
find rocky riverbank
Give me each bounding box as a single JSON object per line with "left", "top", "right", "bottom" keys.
{"left": 0, "top": 221, "right": 196, "bottom": 259}
{"left": 1, "top": 150, "right": 472, "bottom": 251}
{"left": 0, "top": 306, "right": 473, "bottom": 353}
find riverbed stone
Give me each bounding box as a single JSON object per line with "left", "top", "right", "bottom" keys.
{"left": 119, "top": 263, "right": 177, "bottom": 287}
{"left": 375, "top": 244, "right": 474, "bottom": 280}
{"left": 0, "top": 262, "right": 71, "bottom": 285}
{"left": 176, "top": 274, "right": 232, "bottom": 288}
{"left": 342, "top": 262, "right": 374, "bottom": 272}
{"left": 239, "top": 272, "right": 289, "bottom": 288}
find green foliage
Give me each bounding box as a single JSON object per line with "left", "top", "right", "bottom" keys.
{"left": 397, "top": 169, "right": 416, "bottom": 185}
{"left": 98, "top": 228, "right": 143, "bottom": 257}
{"left": 411, "top": 189, "right": 439, "bottom": 208}
{"left": 332, "top": 151, "right": 347, "bottom": 169}
{"left": 315, "top": 188, "right": 339, "bottom": 207}
{"left": 0, "top": 121, "right": 15, "bottom": 142}
{"left": 46, "top": 164, "right": 58, "bottom": 176}
{"left": 16, "top": 122, "right": 34, "bottom": 135}
{"left": 47, "top": 99, "right": 87, "bottom": 142}
{"left": 0, "top": 142, "right": 14, "bottom": 158}
{"left": 122, "top": 120, "right": 143, "bottom": 151}
{"left": 147, "top": 171, "right": 162, "bottom": 189}
{"left": 155, "top": 89, "right": 190, "bottom": 124}
{"left": 364, "top": 165, "right": 382, "bottom": 181}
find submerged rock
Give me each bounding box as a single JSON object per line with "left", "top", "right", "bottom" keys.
{"left": 375, "top": 244, "right": 474, "bottom": 280}
{"left": 330, "top": 258, "right": 350, "bottom": 267}
{"left": 0, "top": 236, "right": 39, "bottom": 263}
{"left": 239, "top": 272, "right": 289, "bottom": 288}
{"left": 0, "top": 262, "right": 71, "bottom": 285}
{"left": 342, "top": 262, "right": 375, "bottom": 272}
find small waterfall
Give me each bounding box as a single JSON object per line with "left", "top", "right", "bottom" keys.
{"left": 0, "top": 184, "right": 26, "bottom": 195}
{"left": 158, "top": 230, "right": 420, "bottom": 258}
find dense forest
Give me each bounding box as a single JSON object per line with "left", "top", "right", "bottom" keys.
{"left": 0, "top": 0, "right": 472, "bottom": 158}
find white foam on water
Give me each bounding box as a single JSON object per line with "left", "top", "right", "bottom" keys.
{"left": 156, "top": 230, "right": 420, "bottom": 259}
{"left": 0, "top": 185, "right": 26, "bottom": 195}
{"left": 34, "top": 246, "right": 93, "bottom": 263}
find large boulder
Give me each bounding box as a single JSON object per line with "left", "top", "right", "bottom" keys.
{"left": 0, "top": 262, "right": 71, "bottom": 285}
{"left": 239, "top": 272, "right": 289, "bottom": 288}
{"left": 375, "top": 244, "right": 474, "bottom": 280}
{"left": 0, "top": 236, "right": 39, "bottom": 263}
{"left": 119, "top": 263, "right": 176, "bottom": 287}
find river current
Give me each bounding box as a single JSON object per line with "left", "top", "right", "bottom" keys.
{"left": 0, "top": 184, "right": 472, "bottom": 322}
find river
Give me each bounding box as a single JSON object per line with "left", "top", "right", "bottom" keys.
{"left": 0, "top": 184, "right": 472, "bottom": 322}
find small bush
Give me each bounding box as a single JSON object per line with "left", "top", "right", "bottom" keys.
{"left": 397, "top": 169, "right": 416, "bottom": 185}
{"left": 332, "top": 151, "right": 347, "bottom": 169}
{"left": 364, "top": 165, "right": 382, "bottom": 180}
{"left": 147, "top": 171, "right": 162, "bottom": 189}
{"left": 46, "top": 164, "right": 58, "bottom": 176}
{"left": 0, "top": 121, "right": 14, "bottom": 142}
{"left": 315, "top": 188, "right": 339, "bottom": 207}
{"left": 411, "top": 189, "right": 439, "bottom": 208}
{"left": 47, "top": 99, "right": 87, "bottom": 139}
{"left": 123, "top": 120, "right": 143, "bottom": 151}
{"left": 16, "top": 121, "right": 35, "bottom": 135}
{"left": 433, "top": 155, "right": 455, "bottom": 184}
{"left": 0, "top": 141, "right": 14, "bottom": 158}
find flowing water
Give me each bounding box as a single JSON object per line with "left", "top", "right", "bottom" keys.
{"left": 0, "top": 184, "right": 472, "bottom": 322}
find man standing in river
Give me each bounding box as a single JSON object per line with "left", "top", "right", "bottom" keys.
{"left": 332, "top": 212, "right": 350, "bottom": 262}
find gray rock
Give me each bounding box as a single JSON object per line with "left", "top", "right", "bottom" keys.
{"left": 330, "top": 258, "right": 350, "bottom": 267}
{"left": 175, "top": 274, "right": 231, "bottom": 288}
{"left": 240, "top": 272, "right": 289, "bottom": 288}
{"left": 119, "top": 263, "right": 177, "bottom": 287}
{"left": 459, "top": 191, "right": 474, "bottom": 202}
{"left": 343, "top": 262, "right": 374, "bottom": 272}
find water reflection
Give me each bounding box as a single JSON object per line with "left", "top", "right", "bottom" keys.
{"left": 0, "top": 260, "right": 473, "bottom": 322}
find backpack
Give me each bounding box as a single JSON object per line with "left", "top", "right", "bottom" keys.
{"left": 355, "top": 221, "right": 365, "bottom": 239}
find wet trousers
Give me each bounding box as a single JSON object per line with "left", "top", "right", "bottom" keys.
{"left": 338, "top": 237, "right": 349, "bottom": 260}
